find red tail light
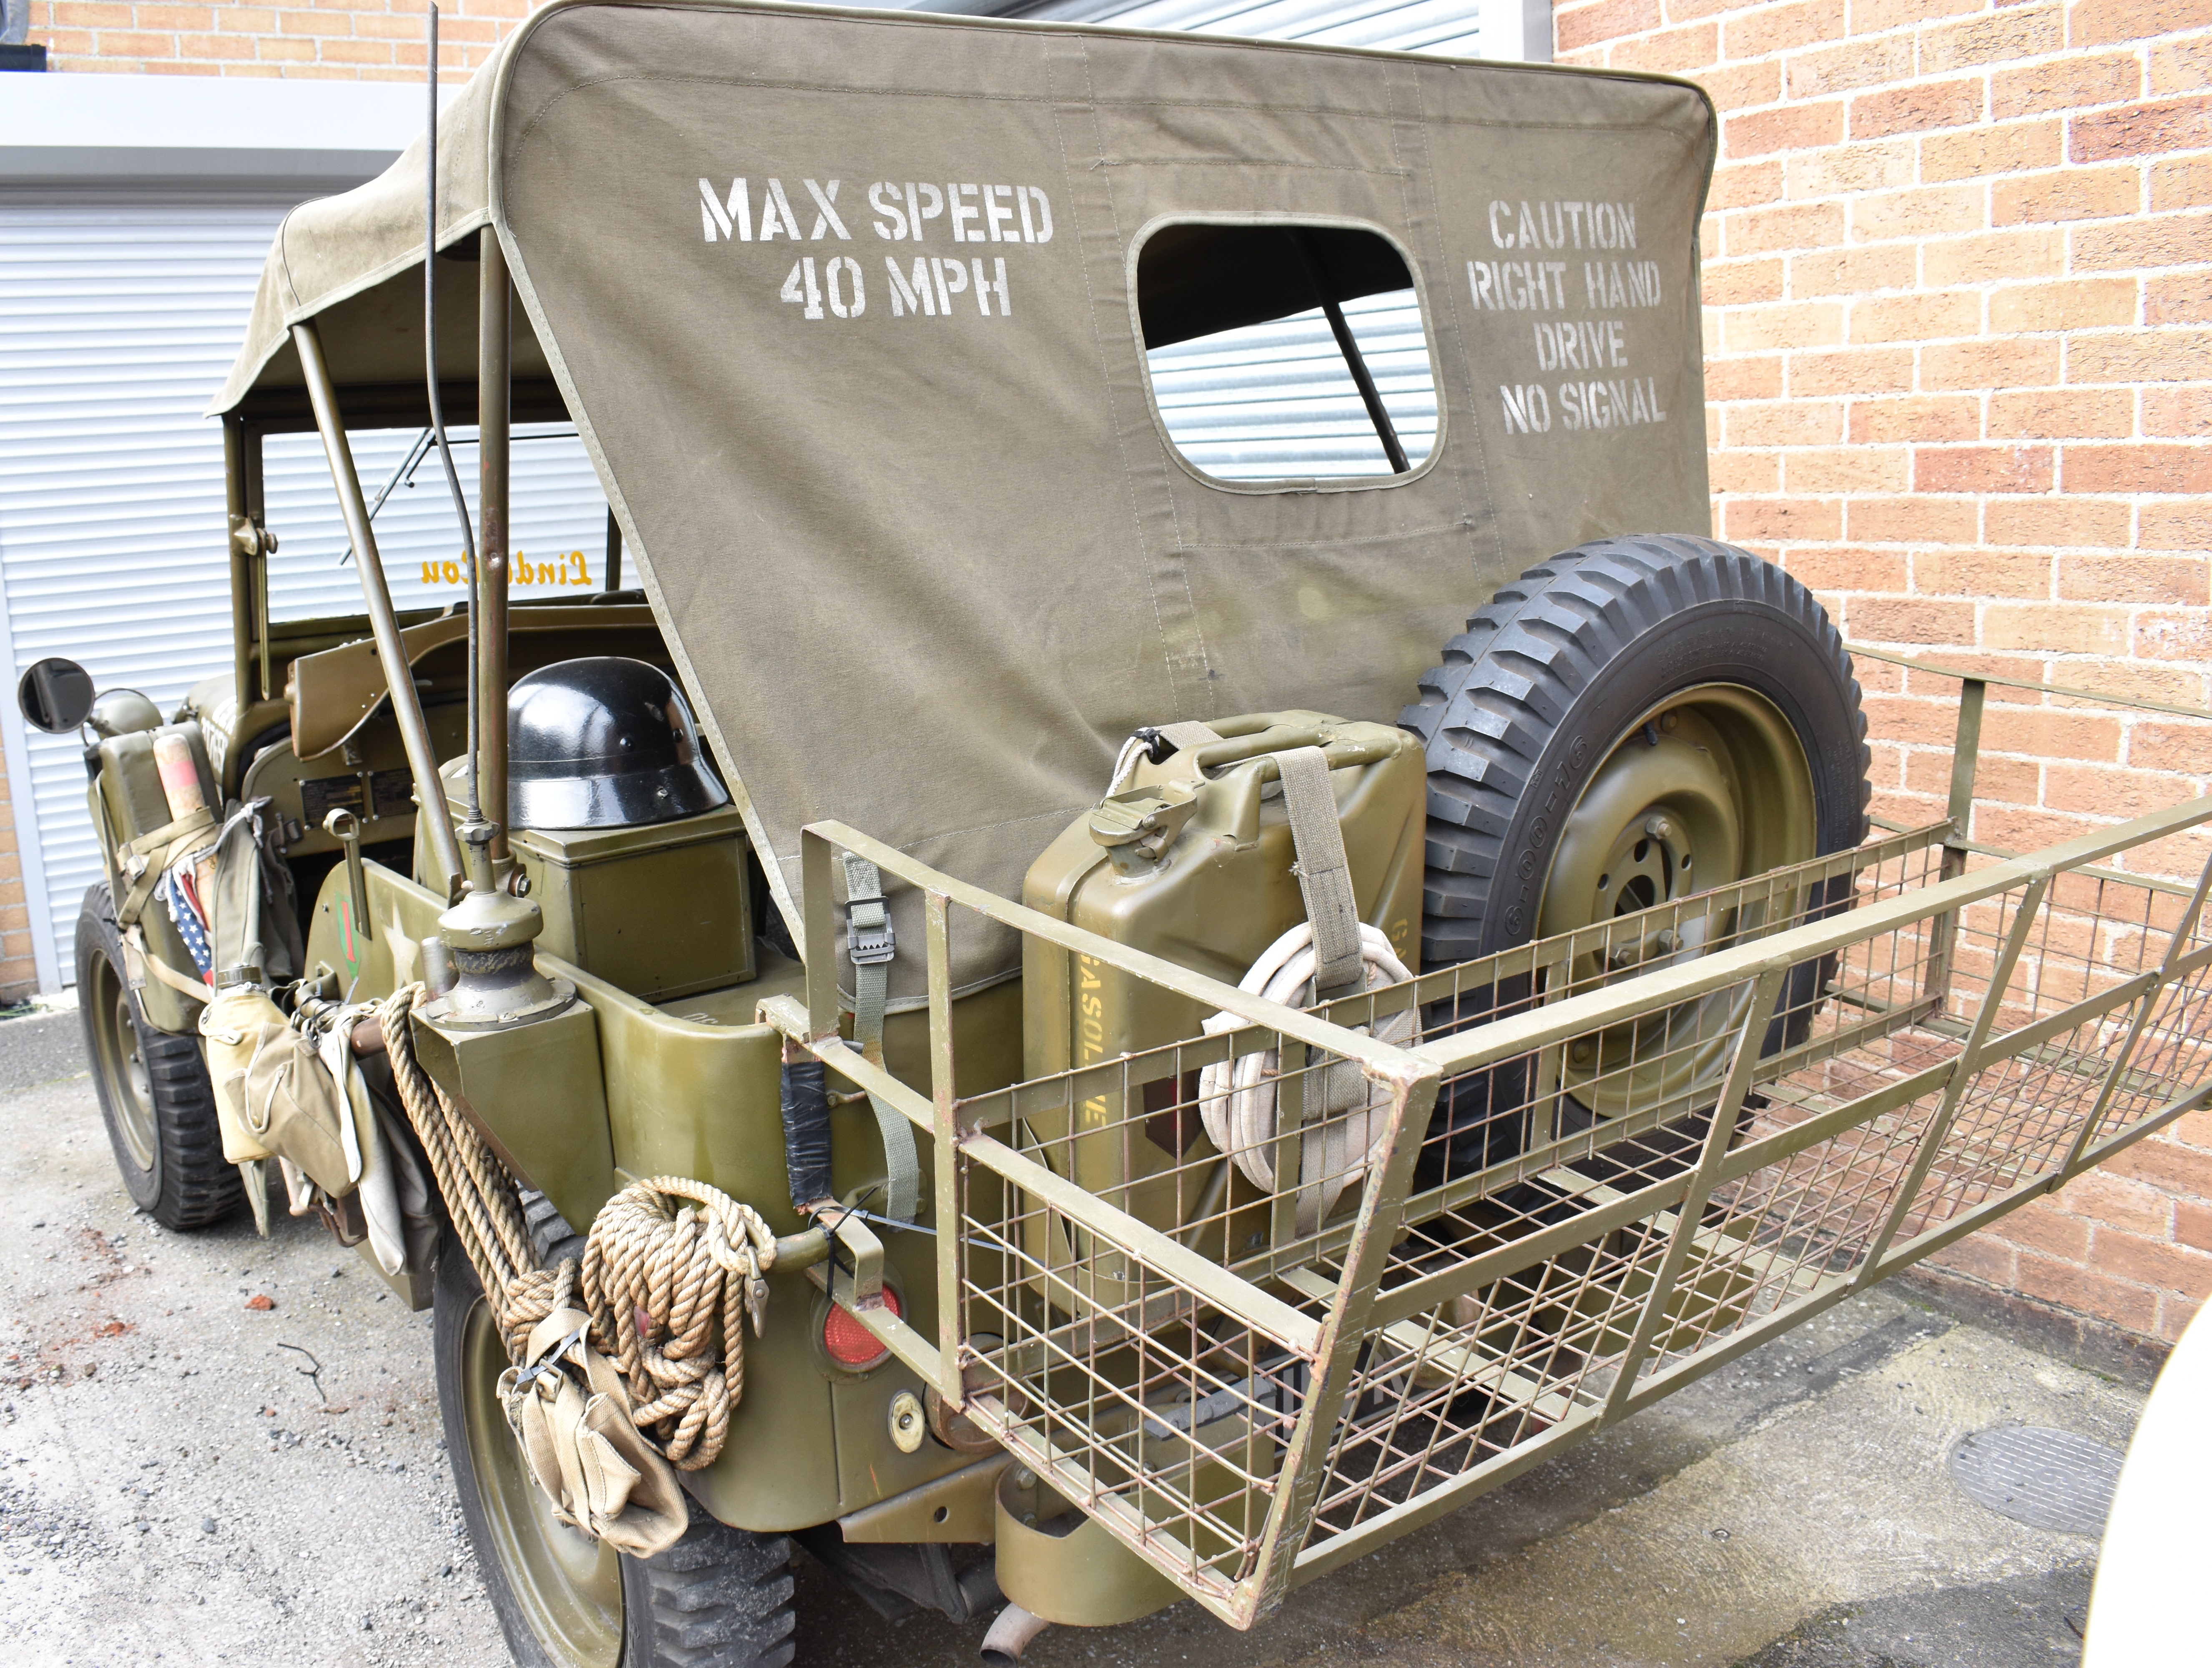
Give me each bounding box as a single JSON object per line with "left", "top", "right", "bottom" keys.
{"left": 824, "top": 1286, "right": 901, "bottom": 1370}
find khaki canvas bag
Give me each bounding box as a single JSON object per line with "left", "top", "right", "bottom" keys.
{"left": 201, "top": 986, "right": 358, "bottom": 1192}
{"left": 499, "top": 1307, "right": 687, "bottom": 1558}
{"left": 201, "top": 984, "right": 281, "bottom": 1165}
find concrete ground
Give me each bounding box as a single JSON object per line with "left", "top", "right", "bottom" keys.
{"left": 0, "top": 1008, "right": 2147, "bottom": 1668}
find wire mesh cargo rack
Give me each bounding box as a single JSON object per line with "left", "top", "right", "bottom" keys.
{"left": 761, "top": 653, "right": 2212, "bottom": 1629}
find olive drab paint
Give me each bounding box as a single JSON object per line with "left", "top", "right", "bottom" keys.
{"left": 211, "top": 0, "right": 1717, "bottom": 1013}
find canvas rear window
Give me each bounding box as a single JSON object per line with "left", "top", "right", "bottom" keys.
{"left": 1137, "top": 222, "right": 1438, "bottom": 486}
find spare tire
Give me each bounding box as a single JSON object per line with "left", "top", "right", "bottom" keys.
{"left": 1401, "top": 535, "right": 1869, "bottom": 1180}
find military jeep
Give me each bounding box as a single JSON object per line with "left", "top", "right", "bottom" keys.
{"left": 25, "top": 4, "right": 2212, "bottom": 1666}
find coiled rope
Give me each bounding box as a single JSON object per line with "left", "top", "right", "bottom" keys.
{"left": 1198, "top": 922, "right": 1418, "bottom": 1229}
{"left": 378, "top": 984, "right": 777, "bottom": 1470}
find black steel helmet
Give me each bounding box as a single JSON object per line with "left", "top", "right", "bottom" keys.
{"left": 507, "top": 657, "right": 729, "bottom": 830}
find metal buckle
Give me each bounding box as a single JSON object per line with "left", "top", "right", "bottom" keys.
{"left": 848, "top": 903, "right": 895, "bottom": 967}
{"left": 511, "top": 1324, "right": 589, "bottom": 1393}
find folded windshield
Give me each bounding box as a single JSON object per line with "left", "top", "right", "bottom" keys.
{"left": 259, "top": 423, "right": 613, "bottom": 623}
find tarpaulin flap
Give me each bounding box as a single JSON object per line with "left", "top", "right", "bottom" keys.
{"left": 215, "top": 0, "right": 1717, "bottom": 1005}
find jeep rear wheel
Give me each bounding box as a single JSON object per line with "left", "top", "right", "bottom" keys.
{"left": 1403, "top": 535, "right": 1869, "bottom": 1175}
{"left": 433, "top": 1243, "right": 798, "bottom": 1668}
{"left": 76, "top": 885, "right": 238, "bottom": 1229}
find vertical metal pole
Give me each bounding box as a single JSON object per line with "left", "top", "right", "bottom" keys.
{"left": 424, "top": 5, "right": 480, "bottom": 826}
{"left": 1943, "top": 679, "right": 1987, "bottom": 848}
{"left": 1269, "top": 1039, "right": 1307, "bottom": 1248}
{"left": 255, "top": 542, "right": 272, "bottom": 713}
{"left": 290, "top": 321, "right": 465, "bottom": 888}
{"left": 926, "top": 888, "right": 964, "bottom": 1402}
{"left": 223, "top": 419, "right": 255, "bottom": 711}
{"left": 1923, "top": 678, "right": 1987, "bottom": 1009}
{"left": 477, "top": 226, "right": 512, "bottom": 859}
{"left": 242, "top": 420, "right": 272, "bottom": 713}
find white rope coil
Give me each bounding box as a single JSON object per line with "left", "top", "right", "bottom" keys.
{"left": 1198, "top": 922, "right": 1417, "bottom": 1227}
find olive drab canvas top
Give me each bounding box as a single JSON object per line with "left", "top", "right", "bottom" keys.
{"left": 213, "top": 0, "right": 1718, "bottom": 1004}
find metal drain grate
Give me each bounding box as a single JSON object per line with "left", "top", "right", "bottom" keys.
{"left": 1950, "top": 1425, "right": 2124, "bottom": 1535}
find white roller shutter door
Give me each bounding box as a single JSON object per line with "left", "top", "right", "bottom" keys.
{"left": 0, "top": 203, "right": 284, "bottom": 991}
{"left": 0, "top": 203, "right": 614, "bottom": 990}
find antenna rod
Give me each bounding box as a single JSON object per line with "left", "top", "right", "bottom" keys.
{"left": 424, "top": 3, "right": 482, "bottom": 831}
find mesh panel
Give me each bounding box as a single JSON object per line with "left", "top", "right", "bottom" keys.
{"left": 778, "top": 791, "right": 2212, "bottom": 1628}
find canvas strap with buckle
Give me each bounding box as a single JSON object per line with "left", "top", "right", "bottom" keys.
{"left": 839, "top": 851, "right": 919, "bottom": 1223}
{"left": 115, "top": 806, "right": 217, "bottom": 930}
{"left": 1274, "top": 746, "right": 1365, "bottom": 1002}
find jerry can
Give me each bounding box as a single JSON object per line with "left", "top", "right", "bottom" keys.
{"left": 93, "top": 720, "right": 223, "bottom": 1025}
{"left": 98, "top": 720, "right": 218, "bottom": 847}
{"left": 1020, "top": 712, "right": 1426, "bottom": 1300}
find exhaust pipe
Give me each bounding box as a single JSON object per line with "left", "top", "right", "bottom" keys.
{"left": 979, "top": 1603, "right": 1049, "bottom": 1666}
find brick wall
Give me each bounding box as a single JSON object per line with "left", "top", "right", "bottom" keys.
{"left": 27, "top": 0, "right": 529, "bottom": 78}
{"left": 1558, "top": 0, "right": 2212, "bottom": 1350}
{"left": 0, "top": 745, "right": 40, "bottom": 1004}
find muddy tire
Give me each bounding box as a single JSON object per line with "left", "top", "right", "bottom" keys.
{"left": 1402, "top": 535, "right": 1869, "bottom": 1176}
{"left": 434, "top": 1243, "right": 798, "bottom": 1668}
{"left": 75, "top": 885, "right": 238, "bottom": 1229}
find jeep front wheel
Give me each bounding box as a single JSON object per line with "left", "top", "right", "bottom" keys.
{"left": 76, "top": 884, "right": 238, "bottom": 1229}
{"left": 433, "top": 1242, "right": 798, "bottom": 1668}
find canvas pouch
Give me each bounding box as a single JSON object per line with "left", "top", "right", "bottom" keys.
{"left": 200, "top": 986, "right": 359, "bottom": 1192}
{"left": 499, "top": 1307, "right": 687, "bottom": 1558}
{"left": 201, "top": 984, "right": 282, "bottom": 1165}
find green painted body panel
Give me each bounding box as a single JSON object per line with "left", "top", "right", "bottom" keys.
{"left": 300, "top": 855, "right": 1013, "bottom": 1535}
{"left": 411, "top": 1002, "right": 618, "bottom": 1236}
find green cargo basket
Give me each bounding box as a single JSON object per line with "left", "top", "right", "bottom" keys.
{"left": 764, "top": 651, "right": 2212, "bottom": 1629}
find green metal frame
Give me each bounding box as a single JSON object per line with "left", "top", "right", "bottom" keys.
{"left": 762, "top": 654, "right": 2212, "bottom": 1629}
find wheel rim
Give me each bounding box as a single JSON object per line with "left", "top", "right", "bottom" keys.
{"left": 1537, "top": 684, "right": 1817, "bottom": 1121}
{"left": 89, "top": 951, "right": 156, "bottom": 1170}
{"left": 460, "top": 1291, "right": 625, "bottom": 1666}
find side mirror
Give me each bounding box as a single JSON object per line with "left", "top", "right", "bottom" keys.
{"left": 17, "top": 657, "right": 95, "bottom": 735}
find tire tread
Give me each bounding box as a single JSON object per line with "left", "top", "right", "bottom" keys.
{"left": 75, "top": 884, "right": 239, "bottom": 1229}
{"left": 624, "top": 1513, "right": 797, "bottom": 1668}
{"left": 1400, "top": 535, "right": 1869, "bottom": 969}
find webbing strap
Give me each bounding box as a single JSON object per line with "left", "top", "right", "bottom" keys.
{"left": 838, "top": 852, "right": 919, "bottom": 1223}
{"left": 1275, "top": 746, "right": 1365, "bottom": 1001}
{"left": 124, "top": 806, "right": 214, "bottom": 859}
{"left": 114, "top": 807, "right": 218, "bottom": 930}
{"left": 124, "top": 924, "right": 212, "bottom": 1002}
{"left": 1156, "top": 720, "right": 1223, "bottom": 752}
